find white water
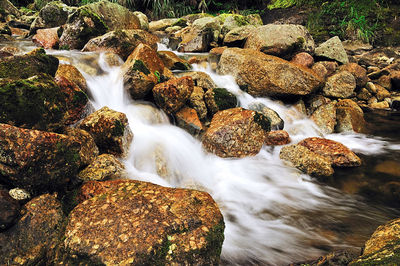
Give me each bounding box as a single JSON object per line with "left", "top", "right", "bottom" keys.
{"left": 54, "top": 49, "right": 400, "bottom": 265}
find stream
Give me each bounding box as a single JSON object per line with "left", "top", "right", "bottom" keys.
{"left": 4, "top": 40, "right": 400, "bottom": 265}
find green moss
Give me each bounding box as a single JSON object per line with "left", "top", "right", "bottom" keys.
{"left": 72, "top": 90, "right": 88, "bottom": 106}
{"left": 267, "top": 0, "right": 297, "bottom": 10}
{"left": 254, "top": 112, "right": 271, "bottom": 132}
{"left": 56, "top": 140, "right": 80, "bottom": 164}
{"left": 172, "top": 18, "right": 188, "bottom": 27}
{"left": 112, "top": 120, "right": 125, "bottom": 137}
{"left": 205, "top": 221, "right": 225, "bottom": 259}
{"left": 132, "top": 60, "right": 150, "bottom": 75}
{"left": 213, "top": 88, "right": 237, "bottom": 111}
{"left": 233, "top": 15, "right": 249, "bottom": 27}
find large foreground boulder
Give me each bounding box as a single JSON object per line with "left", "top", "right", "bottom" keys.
{"left": 60, "top": 179, "right": 224, "bottom": 265}
{"left": 0, "top": 124, "right": 85, "bottom": 192}
{"left": 202, "top": 107, "right": 270, "bottom": 158}
{"left": 217, "top": 48, "right": 323, "bottom": 98}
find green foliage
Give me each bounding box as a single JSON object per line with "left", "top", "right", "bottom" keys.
{"left": 154, "top": 71, "right": 161, "bottom": 83}
{"left": 143, "top": 0, "right": 193, "bottom": 18}
{"left": 267, "top": 0, "right": 297, "bottom": 10}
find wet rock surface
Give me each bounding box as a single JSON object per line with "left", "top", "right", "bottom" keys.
{"left": 0, "top": 188, "right": 20, "bottom": 231}
{"left": 78, "top": 154, "right": 124, "bottom": 181}
{"left": 205, "top": 87, "right": 238, "bottom": 116}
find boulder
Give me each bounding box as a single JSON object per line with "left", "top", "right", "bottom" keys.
{"left": 78, "top": 154, "right": 124, "bottom": 181}
{"left": 218, "top": 13, "right": 261, "bottom": 35}
{"left": 279, "top": 144, "right": 334, "bottom": 177}
{"left": 158, "top": 51, "right": 191, "bottom": 71}
{"left": 122, "top": 43, "right": 164, "bottom": 100}
{"left": 298, "top": 137, "right": 361, "bottom": 167}
{"left": 149, "top": 18, "right": 178, "bottom": 32}
{"left": 290, "top": 52, "right": 314, "bottom": 68}
{"left": 64, "top": 127, "right": 99, "bottom": 166}
{"left": 311, "top": 100, "right": 337, "bottom": 134}
{"left": 61, "top": 179, "right": 224, "bottom": 265}
{"left": 192, "top": 16, "right": 221, "bottom": 43}
{"left": 78, "top": 106, "right": 133, "bottom": 157}
{"left": 176, "top": 71, "right": 216, "bottom": 90}
{"left": 264, "top": 130, "right": 290, "bottom": 146}
{"left": 202, "top": 107, "right": 270, "bottom": 158}
{"left": 0, "top": 188, "right": 19, "bottom": 230}
{"left": 322, "top": 71, "right": 356, "bottom": 98}
{"left": 175, "top": 107, "right": 204, "bottom": 135}
{"left": 153, "top": 76, "right": 194, "bottom": 114}
{"left": 244, "top": 24, "right": 315, "bottom": 57}
{"left": 0, "top": 48, "right": 58, "bottom": 79}
{"left": 217, "top": 48, "right": 323, "bottom": 98}
{"left": 248, "top": 102, "right": 284, "bottom": 130}
{"left": 32, "top": 27, "right": 60, "bottom": 49}
{"left": 335, "top": 99, "right": 365, "bottom": 133}
{"left": 350, "top": 218, "right": 400, "bottom": 265}
{"left": 0, "top": 74, "right": 69, "bottom": 132}
{"left": 205, "top": 88, "right": 237, "bottom": 116}
{"left": 189, "top": 86, "right": 207, "bottom": 120}
{"left": 306, "top": 94, "right": 331, "bottom": 115}
{"left": 56, "top": 64, "right": 88, "bottom": 94}
{"left": 0, "top": 194, "right": 64, "bottom": 264}
{"left": 133, "top": 11, "right": 149, "bottom": 31}
{"left": 83, "top": 29, "right": 158, "bottom": 61}
{"left": 375, "top": 84, "right": 391, "bottom": 101}
{"left": 315, "top": 36, "right": 349, "bottom": 64}
{"left": 0, "top": 124, "right": 84, "bottom": 192}
{"left": 176, "top": 26, "right": 214, "bottom": 53}
{"left": 223, "top": 25, "right": 256, "bottom": 47}
{"left": 339, "top": 63, "right": 368, "bottom": 88}
{"left": 357, "top": 87, "right": 373, "bottom": 101}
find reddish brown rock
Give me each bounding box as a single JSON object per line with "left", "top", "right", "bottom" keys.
{"left": 189, "top": 86, "right": 207, "bottom": 120}
{"left": 0, "top": 194, "right": 65, "bottom": 264}
{"left": 322, "top": 71, "right": 357, "bottom": 98}
{"left": 78, "top": 106, "right": 133, "bottom": 157}
{"left": 0, "top": 123, "right": 84, "bottom": 192}
{"left": 336, "top": 99, "right": 365, "bottom": 133}
{"left": 176, "top": 71, "right": 216, "bottom": 90}
{"left": 175, "top": 107, "right": 204, "bottom": 135}
{"left": 298, "top": 137, "right": 361, "bottom": 167}
{"left": 291, "top": 52, "right": 314, "bottom": 68}
{"left": 311, "top": 62, "right": 328, "bottom": 79}
{"left": 56, "top": 64, "right": 88, "bottom": 94}
{"left": 64, "top": 128, "right": 99, "bottom": 166}
{"left": 339, "top": 63, "right": 368, "bottom": 88}
{"left": 153, "top": 76, "right": 194, "bottom": 114}
{"left": 377, "top": 74, "right": 392, "bottom": 90}
{"left": 264, "top": 130, "right": 290, "bottom": 145}
{"left": 158, "top": 51, "right": 191, "bottom": 71}
{"left": 0, "top": 188, "right": 20, "bottom": 230}
{"left": 78, "top": 154, "right": 124, "bottom": 181}
{"left": 311, "top": 101, "right": 337, "bottom": 134}
{"left": 375, "top": 84, "right": 391, "bottom": 101}
{"left": 63, "top": 179, "right": 224, "bottom": 265}
{"left": 202, "top": 107, "right": 270, "bottom": 158}
{"left": 317, "top": 61, "right": 339, "bottom": 77}
{"left": 32, "top": 27, "right": 59, "bottom": 49}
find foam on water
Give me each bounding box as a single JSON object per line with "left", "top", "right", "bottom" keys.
{"left": 61, "top": 50, "right": 398, "bottom": 265}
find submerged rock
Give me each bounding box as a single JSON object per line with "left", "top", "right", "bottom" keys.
{"left": 315, "top": 36, "right": 349, "bottom": 64}
{"left": 202, "top": 107, "right": 270, "bottom": 158}
{"left": 61, "top": 179, "right": 224, "bottom": 265}
{"left": 0, "top": 194, "right": 65, "bottom": 264}
{"left": 78, "top": 106, "right": 133, "bottom": 157}
{"left": 78, "top": 154, "right": 124, "bottom": 181}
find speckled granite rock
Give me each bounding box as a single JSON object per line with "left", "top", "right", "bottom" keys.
{"left": 0, "top": 194, "right": 65, "bottom": 265}
{"left": 311, "top": 101, "right": 337, "bottom": 134}
{"left": 176, "top": 71, "right": 217, "bottom": 90}
{"left": 56, "top": 64, "right": 88, "bottom": 95}
{"left": 202, "top": 107, "right": 270, "bottom": 158}
{"left": 64, "top": 128, "right": 99, "bottom": 166}
{"left": 61, "top": 179, "right": 224, "bottom": 265}
{"left": 189, "top": 86, "right": 208, "bottom": 120}
{"left": 158, "top": 51, "right": 191, "bottom": 71}
{"left": 335, "top": 99, "right": 365, "bottom": 133}
{"left": 78, "top": 106, "right": 133, "bottom": 158}
{"left": 78, "top": 154, "right": 124, "bottom": 181}
{"left": 280, "top": 144, "right": 334, "bottom": 177}
{"left": 322, "top": 71, "right": 356, "bottom": 98}
{"left": 264, "top": 130, "right": 290, "bottom": 146}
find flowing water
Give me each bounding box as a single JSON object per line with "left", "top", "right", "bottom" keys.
{"left": 4, "top": 40, "right": 400, "bottom": 265}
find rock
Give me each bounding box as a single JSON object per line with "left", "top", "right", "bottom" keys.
{"left": 264, "top": 130, "right": 290, "bottom": 146}
{"left": 311, "top": 62, "right": 328, "bottom": 79}
{"left": 175, "top": 107, "right": 204, "bottom": 135}
{"left": 32, "top": 27, "right": 60, "bottom": 49}
{"left": 295, "top": 250, "right": 357, "bottom": 266}
{"left": 205, "top": 88, "right": 237, "bottom": 116}
{"left": 392, "top": 96, "right": 400, "bottom": 110}
{"left": 322, "top": 71, "right": 356, "bottom": 98}
{"left": 280, "top": 144, "right": 334, "bottom": 177}
{"left": 217, "top": 48, "right": 323, "bottom": 98}
{"left": 248, "top": 102, "right": 284, "bottom": 130}
{"left": 391, "top": 70, "right": 400, "bottom": 90}
{"left": 375, "top": 84, "right": 391, "bottom": 101}
{"left": 29, "top": 1, "right": 75, "bottom": 34}
{"left": 317, "top": 61, "right": 339, "bottom": 77}
{"left": 149, "top": 18, "right": 178, "bottom": 32}
{"left": 366, "top": 81, "right": 378, "bottom": 94}
{"left": 64, "top": 128, "right": 99, "bottom": 166}
{"left": 357, "top": 87, "right": 373, "bottom": 101}
{"left": 176, "top": 25, "right": 214, "bottom": 53}
{"left": 355, "top": 47, "right": 398, "bottom": 69}
{"left": 61, "top": 179, "right": 224, "bottom": 265}
{"left": 298, "top": 137, "right": 361, "bottom": 167}
{"left": 342, "top": 40, "right": 373, "bottom": 55}
{"left": 311, "top": 101, "right": 337, "bottom": 134}
{"left": 0, "top": 0, "right": 19, "bottom": 18}
{"left": 192, "top": 16, "right": 221, "bottom": 43}
{"left": 370, "top": 101, "right": 390, "bottom": 109}
{"left": 133, "top": 11, "right": 149, "bottom": 31}
{"left": 0, "top": 188, "right": 19, "bottom": 230}
{"left": 176, "top": 71, "right": 216, "bottom": 90}
{"left": 0, "top": 74, "right": 70, "bottom": 131}
{"left": 315, "top": 36, "right": 349, "bottom": 64}
{"left": 0, "top": 123, "right": 84, "bottom": 192}
{"left": 339, "top": 63, "right": 368, "bottom": 88}
{"left": 78, "top": 106, "right": 133, "bottom": 157}
{"left": 83, "top": 29, "right": 158, "bottom": 61}
{"left": 223, "top": 25, "right": 256, "bottom": 47}
{"left": 158, "top": 51, "right": 190, "bottom": 71}
{"left": 153, "top": 76, "right": 194, "bottom": 114}
{"left": 0, "top": 48, "right": 58, "bottom": 79}
{"left": 59, "top": 6, "right": 108, "bottom": 50}
{"left": 0, "top": 23, "right": 11, "bottom": 35}
{"left": 54, "top": 76, "right": 89, "bottom": 125}
{"left": 0, "top": 194, "right": 64, "bottom": 264}
{"left": 244, "top": 24, "right": 315, "bottom": 57}
{"left": 56, "top": 64, "right": 88, "bottom": 94}
{"left": 377, "top": 74, "right": 392, "bottom": 90}
{"left": 189, "top": 86, "right": 207, "bottom": 120}
{"left": 78, "top": 154, "right": 124, "bottom": 181}
{"left": 218, "top": 13, "right": 260, "bottom": 36}
{"left": 306, "top": 95, "right": 331, "bottom": 115}
{"left": 202, "top": 107, "right": 270, "bottom": 158}
{"left": 122, "top": 43, "right": 164, "bottom": 100}
{"left": 336, "top": 99, "right": 365, "bottom": 133}
{"left": 291, "top": 52, "right": 314, "bottom": 68}
{"left": 8, "top": 188, "right": 30, "bottom": 201}
{"left": 350, "top": 218, "right": 400, "bottom": 265}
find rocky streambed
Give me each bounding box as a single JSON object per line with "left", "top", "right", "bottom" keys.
{"left": 1, "top": 0, "right": 400, "bottom": 265}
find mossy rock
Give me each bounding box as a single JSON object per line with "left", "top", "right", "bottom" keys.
{"left": 205, "top": 87, "right": 238, "bottom": 115}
